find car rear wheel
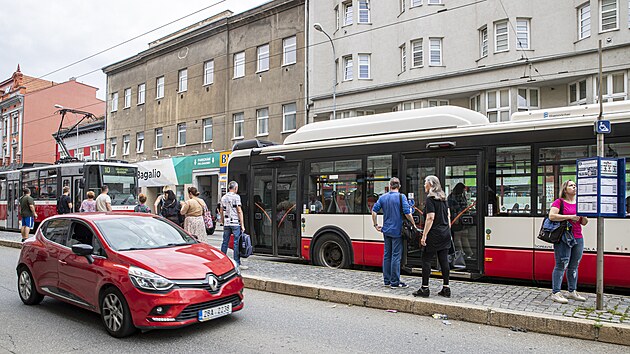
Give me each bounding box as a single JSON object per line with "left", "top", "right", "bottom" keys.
{"left": 100, "top": 287, "right": 137, "bottom": 338}
{"left": 312, "top": 233, "right": 351, "bottom": 269}
{"left": 17, "top": 267, "right": 44, "bottom": 305}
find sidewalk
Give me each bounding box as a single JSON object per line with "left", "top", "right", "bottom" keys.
{"left": 2, "top": 231, "right": 629, "bottom": 346}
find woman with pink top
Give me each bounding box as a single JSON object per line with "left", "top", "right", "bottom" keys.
{"left": 548, "top": 180, "right": 589, "bottom": 304}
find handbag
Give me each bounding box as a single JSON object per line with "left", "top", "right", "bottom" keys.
{"left": 399, "top": 194, "right": 416, "bottom": 241}
{"left": 195, "top": 198, "right": 214, "bottom": 229}
{"left": 537, "top": 200, "right": 571, "bottom": 244}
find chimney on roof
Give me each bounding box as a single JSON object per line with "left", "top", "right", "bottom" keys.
{"left": 16, "top": 64, "right": 21, "bottom": 72}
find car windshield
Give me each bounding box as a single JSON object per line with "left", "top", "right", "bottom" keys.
{"left": 95, "top": 217, "right": 197, "bottom": 251}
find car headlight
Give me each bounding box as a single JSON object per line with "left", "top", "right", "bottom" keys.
{"left": 229, "top": 257, "right": 241, "bottom": 276}
{"left": 128, "top": 266, "right": 174, "bottom": 291}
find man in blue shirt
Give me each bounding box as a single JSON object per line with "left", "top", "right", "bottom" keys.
{"left": 371, "top": 177, "right": 414, "bottom": 289}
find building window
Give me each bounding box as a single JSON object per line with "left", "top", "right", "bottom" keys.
{"left": 12, "top": 113, "right": 19, "bottom": 133}
{"left": 110, "top": 138, "right": 117, "bottom": 157}
{"left": 495, "top": 20, "right": 509, "bottom": 52}
{"left": 487, "top": 89, "right": 510, "bottom": 122}
{"left": 343, "top": 55, "right": 353, "bottom": 81}
{"left": 356, "top": 110, "right": 375, "bottom": 116}
{"left": 411, "top": 39, "right": 423, "bottom": 68}
{"left": 600, "top": 0, "right": 618, "bottom": 32}
{"left": 2, "top": 118, "right": 7, "bottom": 137}
{"left": 517, "top": 88, "right": 540, "bottom": 111}
{"left": 177, "top": 123, "right": 186, "bottom": 146}
{"left": 569, "top": 79, "right": 587, "bottom": 105}
{"left": 428, "top": 99, "right": 448, "bottom": 107}
{"left": 234, "top": 52, "right": 245, "bottom": 78}
{"left": 138, "top": 83, "right": 146, "bottom": 105}
{"left": 122, "top": 135, "right": 130, "bottom": 156}
{"left": 156, "top": 76, "right": 164, "bottom": 99}
{"left": 233, "top": 113, "right": 244, "bottom": 139}
{"left": 257, "top": 44, "right": 270, "bottom": 72}
{"left": 411, "top": 0, "right": 423, "bottom": 7}
{"left": 178, "top": 68, "right": 188, "bottom": 92}
{"left": 428, "top": 0, "right": 442, "bottom": 3}
{"left": 204, "top": 60, "right": 214, "bottom": 85}
{"left": 155, "top": 128, "right": 163, "bottom": 149}
{"left": 516, "top": 19, "right": 530, "bottom": 50}
{"left": 111, "top": 92, "right": 118, "bottom": 112}
{"left": 595, "top": 72, "right": 627, "bottom": 102}
{"left": 358, "top": 54, "right": 370, "bottom": 79}
{"left": 429, "top": 38, "right": 442, "bottom": 66}
{"left": 578, "top": 3, "right": 591, "bottom": 40}
{"left": 90, "top": 145, "right": 100, "bottom": 160}
{"left": 400, "top": 44, "right": 406, "bottom": 72}
{"left": 343, "top": 1, "right": 353, "bottom": 26}
{"left": 124, "top": 88, "right": 131, "bottom": 108}
{"left": 470, "top": 94, "right": 481, "bottom": 112}
{"left": 283, "top": 36, "right": 297, "bottom": 66}
{"left": 283, "top": 103, "right": 297, "bottom": 132}
{"left": 257, "top": 108, "right": 269, "bottom": 136}
{"left": 358, "top": 0, "right": 370, "bottom": 23}
{"left": 203, "top": 118, "right": 213, "bottom": 142}
{"left": 75, "top": 148, "right": 84, "bottom": 161}
{"left": 136, "top": 132, "right": 144, "bottom": 153}
{"left": 480, "top": 27, "right": 488, "bottom": 57}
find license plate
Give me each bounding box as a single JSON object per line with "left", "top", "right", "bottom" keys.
{"left": 198, "top": 303, "right": 232, "bottom": 322}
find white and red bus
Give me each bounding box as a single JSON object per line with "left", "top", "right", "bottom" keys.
{"left": 1, "top": 161, "right": 138, "bottom": 231}
{"left": 228, "top": 102, "right": 630, "bottom": 288}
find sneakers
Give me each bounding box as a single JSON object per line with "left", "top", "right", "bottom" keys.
{"left": 390, "top": 282, "right": 409, "bottom": 289}
{"left": 566, "top": 290, "right": 587, "bottom": 302}
{"left": 382, "top": 283, "right": 391, "bottom": 287}
{"left": 239, "top": 265, "right": 249, "bottom": 270}
{"left": 550, "top": 292, "right": 569, "bottom": 304}
{"left": 437, "top": 287, "right": 451, "bottom": 298}
{"left": 412, "top": 287, "right": 430, "bottom": 297}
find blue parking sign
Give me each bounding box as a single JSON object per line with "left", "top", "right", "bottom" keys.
{"left": 595, "top": 120, "right": 611, "bottom": 134}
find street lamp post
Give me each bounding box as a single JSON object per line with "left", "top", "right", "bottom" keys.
{"left": 313, "top": 23, "right": 336, "bottom": 120}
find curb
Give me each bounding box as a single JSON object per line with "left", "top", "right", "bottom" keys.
{"left": 242, "top": 275, "right": 630, "bottom": 346}
{"left": 0, "top": 240, "right": 21, "bottom": 249}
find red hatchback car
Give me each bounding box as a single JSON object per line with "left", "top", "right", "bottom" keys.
{"left": 16, "top": 213, "right": 244, "bottom": 337}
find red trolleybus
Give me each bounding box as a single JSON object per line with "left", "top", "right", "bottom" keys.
{"left": 1, "top": 161, "right": 138, "bottom": 231}
{"left": 228, "top": 103, "right": 630, "bottom": 288}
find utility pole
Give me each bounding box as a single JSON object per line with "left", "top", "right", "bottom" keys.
{"left": 596, "top": 39, "right": 605, "bottom": 310}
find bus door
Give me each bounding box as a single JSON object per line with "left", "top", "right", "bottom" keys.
{"left": 72, "top": 177, "right": 84, "bottom": 212}
{"left": 251, "top": 163, "right": 300, "bottom": 257}
{"left": 8, "top": 180, "right": 20, "bottom": 229}
{"left": 402, "top": 151, "right": 483, "bottom": 276}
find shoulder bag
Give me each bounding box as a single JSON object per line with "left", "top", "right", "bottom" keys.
{"left": 399, "top": 194, "right": 416, "bottom": 241}
{"left": 537, "top": 200, "right": 571, "bottom": 244}
{"left": 195, "top": 198, "right": 214, "bottom": 229}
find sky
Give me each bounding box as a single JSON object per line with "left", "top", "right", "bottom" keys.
{"left": 0, "top": 0, "right": 270, "bottom": 100}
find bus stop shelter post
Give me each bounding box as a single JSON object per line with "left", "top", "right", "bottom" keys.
{"left": 596, "top": 39, "right": 604, "bottom": 311}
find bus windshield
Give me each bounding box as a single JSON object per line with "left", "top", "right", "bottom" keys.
{"left": 100, "top": 166, "right": 137, "bottom": 206}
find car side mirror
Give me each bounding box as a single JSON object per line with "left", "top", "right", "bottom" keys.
{"left": 72, "top": 244, "right": 94, "bottom": 264}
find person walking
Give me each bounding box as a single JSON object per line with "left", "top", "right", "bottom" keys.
{"left": 134, "top": 193, "right": 151, "bottom": 213}
{"left": 19, "top": 188, "right": 37, "bottom": 242}
{"left": 413, "top": 175, "right": 452, "bottom": 298}
{"left": 160, "top": 190, "right": 182, "bottom": 226}
{"left": 220, "top": 181, "right": 247, "bottom": 270}
{"left": 180, "top": 187, "right": 208, "bottom": 242}
{"left": 57, "top": 186, "right": 73, "bottom": 214}
{"left": 95, "top": 185, "right": 112, "bottom": 212}
{"left": 79, "top": 191, "right": 97, "bottom": 212}
{"left": 154, "top": 186, "right": 170, "bottom": 214}
{"left": 549, "top": 180, "right": 588, "bottom": 303}
{"left": 371, "top": 177, "right": 414, "bottom": 289}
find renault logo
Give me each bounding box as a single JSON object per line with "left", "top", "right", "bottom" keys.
{"left": 207, "top": 274, "right": 219, "bottom": 292}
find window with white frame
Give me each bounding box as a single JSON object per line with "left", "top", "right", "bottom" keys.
{"left": 400, "top": 0, "right": 405, "bottom": 13}
{"left": 234, "top": 52, "right": 245, "bottom": 78}
{"left": 12, "top": 113, "right": 18, "bottom": 133}
{"left": 358, "top": 0, "right": 370, "bottom": 23}
{"left": 124, "top": 88, "right": 131, "bottom": 108}
{"left": 257, "top": 44, "right": 270, "bottom": 72}
{"left": 178, "top": 68, "right": 188, "bottom": 92}
{"left": 429, "top": 38, "right": 442, "bottom": 66}
{"left": 110, "top": 138, "right": 117, "bottom": 157}
{"left": 517, "top": 88, "right": 540, "bottom": 111}
{"left": 356, "top": 110, "right": 375, "bottom": 116}
{"left": 283, "top": 103, "right": 297, "bottom": 132}
{"left": 411, "top": 0, "right": 423, "bottom": 7}
{"left": 233, "top": 113, "right": 244, "bottom": 139}
{"left": 155, "top": 128, "right": 163, "bottom": 149}
{"left": 122, "top": 135, "right": 130, "bottom": 155}
{"left": 283, "top": 37, "right": 297, "bottom": 65}
{"left": 595, "top": 72, "right": 627, "bottom": 102}
{"left": 156, "top": 76, "right": 164, "bottom": 99}
{"left": 480, "top": 27, "right": 488, "bottom": 57}
{"left": 204, "top": 60, "right": 214, "bottom": 85}
{"left": 111, "top": 92, "right": 118, "bottom": 112}
{"left": 428, "top": 99, "right": 448, "bottom": 107}
{"left": 401, "top": 101, "right": 422, "bottom": 110}
{"left": 470, "top": 95, "right": 481, "bottom": 112}
{"left": 411, "top": 39, "right": 423, "bottom": 67}
{"left": 203, "top": 118, "right": 213, "bottom": 142}
{"left": 339, "top": 111, "right": 352, "bottom": 119}
{"left": 343, "top": 55, "right": 353, "bottom": 81}
{"left": 257, "top": 108, "right": 269, "bottom": 136}
{"left": 136, "top": 132, "right": 144, "bottom": 153}
{"left": 343, "top": 1, "right": 353, "bottom": 26}
{"left": 428, "top": 0, "right": 442, "bottom": 4}
{"left": 600, "top": 0, "right": 618, "bottom": 32}
{"left": 90, "top": 145, "right": 100, "bottom": 160}
{"left": 516, "top": 19, "right": 530, "bottom": 50}
{"left": 138, "top": 83, "right": 146, "bottom": 105}
{"left": 177, "top": 123, "right": 186, "bottom": 146}
{"left": 569, "top": 79, "right": 587, "bottom": 105}
{"left": 2, "top": 117, "right": 7, "bottom": 137}
{"left": 495, "top": 20, "right": 509, "bottom": 52}
{"left": 75, "top": 148, "right": 84, "bottom": 161}
{"left": 358, "top": 54, "right": 370, "bottom": 79}
{"left": 400, "top": 44, "right": 406, "bottom": 72}
{"left": 578, "top": 3, "right": 591, "bottom": 40}
{"left": 486, "top": 89, "right": 510, "bottom": 122}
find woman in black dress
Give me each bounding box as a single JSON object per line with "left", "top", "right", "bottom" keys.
{"left": 160, "top": 190, "right": 183, "bottom": 227}
{"left": 413, "top": 175, "right": 452, "bottom": 298}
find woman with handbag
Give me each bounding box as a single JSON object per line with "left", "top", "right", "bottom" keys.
{"left": 160, "top": 190, "right": 182, "bottom": 226}
{"left": 180, "top": 186, "right": 208, "bottom": 242}
{"left": 413, "top": 175, "right": 452, "bottom": 298}
{"left": 548, "top": 180, "right": 588, "bottom": 304}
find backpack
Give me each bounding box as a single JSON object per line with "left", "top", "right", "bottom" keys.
{"left": 239, "top": 233, "right": 253, "bottom": 258}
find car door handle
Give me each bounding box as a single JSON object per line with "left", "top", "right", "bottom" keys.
{"left": 58, "top": 260, "right": 67, "bottom": 265}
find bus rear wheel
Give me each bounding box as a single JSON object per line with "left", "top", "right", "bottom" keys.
{"left": 313, "top": 233, "right": 351, "bottom": 269}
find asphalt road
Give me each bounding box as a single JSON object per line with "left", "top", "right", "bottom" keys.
{"left": 0, "top": 246, "right": 627, "bottom": 353}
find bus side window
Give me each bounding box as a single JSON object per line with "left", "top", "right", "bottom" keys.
{"left": 0, "top": 179, "right": 5, "bottom": 201}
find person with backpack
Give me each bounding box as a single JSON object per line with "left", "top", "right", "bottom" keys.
{"left": 57, "top": 186, "right": 72, "bottom": 214}
{"left": 220, "top": 181, "right": 247, "bottom": 270}
{"left": 19, "top": 188, "right": 37, "bottom": 242}
{"left": 134, "top": 193, "right": 151, "bottom": 213}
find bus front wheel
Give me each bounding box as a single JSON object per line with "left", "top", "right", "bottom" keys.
{"left": 313, "top": 233, "right": 351, "bottom": 269}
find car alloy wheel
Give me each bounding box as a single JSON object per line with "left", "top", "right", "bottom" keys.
{"left": 17, "top": 267, "right": 44, "bottom": 305}
{"left": 102, "top": 293, "right": 124, "bottom": 332}
{"left": 19, "top": 271, "right": 32, "bottom": 300}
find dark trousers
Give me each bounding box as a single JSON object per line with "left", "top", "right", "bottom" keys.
{"left": 421, "top": 248, "right": 450, "bottom": 286}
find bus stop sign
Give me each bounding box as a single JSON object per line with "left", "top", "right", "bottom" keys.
{"left": 594, "top": 120, "right": 611, "bottom": 134}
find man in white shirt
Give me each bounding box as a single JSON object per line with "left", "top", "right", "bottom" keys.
{"left": 96, "top": 185, "right": 112, "bottom": 212}
{"left": 220, "top": 181, "right": 246, "bottom": 269}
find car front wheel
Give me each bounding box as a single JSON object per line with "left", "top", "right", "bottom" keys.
{"left": 17, "top": 266, "right": 44, "bottom": 305}
{"left": 100, "top": 287, "right": 137, "bottom": 338}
